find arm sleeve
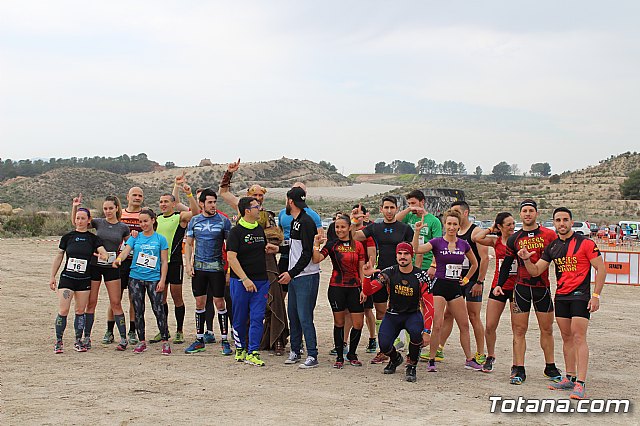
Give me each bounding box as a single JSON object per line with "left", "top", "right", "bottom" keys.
{"left": 319, "top": 243, "right": 330, "bottom": 259}
{"left": 226, "top": 227, "right": 240, "bottom": 253}
{"left": 223, "top": 217, "right": 231, "bottom": 240}
{"left": 362, "top": 225, "right": 373, "bottom": 239}
{"left": 186, "top": 218, "right": 195, "bottom": 238}
{"left": 540, "top": 245, "right": 553, "bottom": 263}
{"left": 58, "top": 234, "right": 68, "bottom": 251}
{"left": 126, "top": 235, "right": 136, "bottom": 249}
{"left": 289, "top": 219, "right": 317, "bottom": 278}
{"left": 586, "top": 240, "right": 601, "bottom": 261}
{"left": 365, "top": 236, "right": 376, "bottom": 249}
{"left": 498, "top": 235, "right": 517, "bottom": 286}
{"left": 357, "top": 242, "right": 365, "bottom": 262}
{"left": 404, "top": 225, "right": 414, "bottom": 242}
{"left": 362, "top": 276, "right": 383, "bottom": 296}
{"left": 421, "top": 281, "right": 434, "bottom": 330}
{"left": 308, "top": 209, "right": 322, "bottom": 228}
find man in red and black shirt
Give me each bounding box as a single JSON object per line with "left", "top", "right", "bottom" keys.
{"left": 497, "top": 199, "right": 560, "bottom": 385}
{"left": 519, "top": 207, "right": 605, "bottom": 400}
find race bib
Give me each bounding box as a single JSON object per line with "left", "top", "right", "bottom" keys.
{"left": 136, "top": 252, "right": 158, "bottom": 269}
{"left": 418, "top": 235, "right": 425, "bottom": 245}
{"left": 498, "top": 259, "right": 517, "bottom": 275}
{"left": 97, "top": 251, "right": 117, "bottom": 266}
{"left": 66, "top": 258, "right": 87, "bottom": 273}
{"left": 445, "top": 264, "right": 462, "bottom": 279}
{"left": 462, "top": 257, "right": 470, "bottom": 268}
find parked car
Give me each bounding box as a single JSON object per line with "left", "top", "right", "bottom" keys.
{"left": 597, "top": 226, "right": 617, "bottom": 239}
{"left": 571, "top": 221, "right": 591, "bottom": 235}
{"left": 514, "top": 222, "right": 523, "bottom": 232}
{"left": 542, "top": 221, "right": 554, "bottom": 229}
{"left": 589, "top": 223, "right": 598, "bottom": 236}
{"left": 619, "top": 221, "right": 640, "bottom": 239}
{"left": 321, "top": 217, "right": 333, "bottom": 230}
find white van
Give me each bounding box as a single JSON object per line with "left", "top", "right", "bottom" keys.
{"left": 619, "top": 221, "right": 640, "bottom": 239}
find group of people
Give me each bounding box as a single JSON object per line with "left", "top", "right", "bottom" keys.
{"left": 49, "top": 160, "right": 607, "bottom": 398}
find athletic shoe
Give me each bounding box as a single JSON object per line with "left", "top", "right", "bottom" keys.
{"left": 133, "top": 342, "right": 147, "bottom": 353}
{"left": 347, "top": 353, "right": 362, "bottom": 366}
{"left": 235, "top": 348, "right": 247, "bottom": 362}
{"left": 394, "top": 338, "right": 405, "bottom": 352}
{"left": 184, "top": 340, "right": 205, "bottom": 354}
{"left": 435, "top": 346, "right": 444, "bottom": 362}
{"left": 427, "top": 359, "right": 437, "bottom": 372}
{"left": 371, "top": 352, "right": 389, "bottom": 364}
{"left": 333, "top": 359, "right": 344, "bottom": 369}
{"left": 149, "top": 333, "right": 162, "bottom": 344}
{"left": 173, "top": 331, "right": 185, "bottom": 344}
{"left": 82, "top": 337, "right": 92, "bottom": 350}
{"left": 475, "top": 352, "right": 486, "bottom": 365}
{"left": 102, "top": 331, "right": 114, "bottom": 344}
{"left": 544, "top": 365, "right": 563, "bottom": 383}
{"left": 510, "top": 365, "right": 518, "bottom": 378}
{"left": 245, "top": 351, "right": 265, "bottom": 367}
{"left": 419, "top": 348, "right": 430, "bottom": 361}
{"left": 128, "top": 330, "right": 139, "bottom": 345}
{"left": 161, "top": 342, "right": 172, "bottom": 356}
{"left": 482, "top": 356, "right": 495, "bottom": 373}
{"left": 366, "top": 338, "right": 377, "bottom": 353}
{"left": 465, "top": 358, "right": 483, "bottom": 371}
{"left": 54, "top": 340, "right": 63, "bottom": 354}
{"left": 284, "top": 351, "right": 300, "bottom": 365}
{"left": 221, "top": 339, "right": 233, "bottom": 356}
{"left": 383, "top": 353, "right": 403, "bottom": 374}
{"left": 74, "top": 340, "right": 87, "bottom": 352}
{"left": 405, "top": 364, "right": 417, "bottom": 382}
{"left": 299, "top": 356, "right": 319, "bottom": 369}
{"left": 569, "top": 383, "right": 585, "bottom": 400}
{"left": 510, "top": 369, "right": 526, "bottom": 385}
{"left": 203, "top": 331, "right": 216, "bottom": 344}
{"left": 329, "top": 344, "right": 348, "bottom": 356}
{"left": 116, "top": 339, "right": 128, "bottom": 351}
{"left": 548, "top": 377, "right": 575, "bottom": 391}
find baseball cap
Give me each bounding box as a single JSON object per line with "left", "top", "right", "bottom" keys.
{"left": 286, "top": 186, "right": 308, "bottom": 209}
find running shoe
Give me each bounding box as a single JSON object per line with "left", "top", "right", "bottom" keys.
{"left": 465, "top": 358, "right": 483, "bottom": 371}
{"left": 82, "top": 337, "right": 92, "bottom": 350}
{"left": 161, "top": 342, "right": 172, "bottom": 356}
{"left": 184, "top": 340, "right": 205, "bottom": 354}
{"left": 346, "top": 353, "right": 362, "bottom": 366}
{"left": 133, "top": 342, "right": 147, "bottom": 354}
{"left": 333, "top": 359, "right": 344, "bottom": 369}
{"left": 203, "top": 331, "right": 216, "bottom": 344}
{"left": 435, "top": 346, "right": 444, "bottom": 362}
{"left": 173, "top": 331, "right": 185, "bottom": 344}
{"left": 128, "top": 330, "right": 139, "bottom": 345}
{"left": 510, "top": 365, "right": 517, "bottom": 378}
{"left": 235, "top": 348, "right": 247, "bottom": 362}
{"left": 405, "top": 364, "right": 417, "bottom": 382}
{"left": 548, "top": 377, "right": 575, "bottom": 391}
{"left": 299, "top": 356, "right": 319, "bottom": 369}
{"left": 54, "top": 340, "right": 64, "bottom": 354}
{"left": 102, "top": 330, "right": 114, "bottom": 344}
{"left": 116, "top": 339, "right": 128, "bottom": 351}
{"left": 510, "top": 368, "right": 526, "bottom": 385}
{"left": 383, "top": 353, "right": 403, "bottom": 374}
{"left": 245, "top": 351, "right": 265, "bottom": 367}
{"left": 394, "top": 337, "right": 405, "bottom": 352}
{"left": 427, "top": 359, "right": 437, "bottom": 372}
{"left": 284, "top": 351, "right": 300, "bottom": 365}
{"left": 371, "top": 352, "right": 389, "bottom": 364}
{"left": 482, "top": 356, "right": 495, "bottom": 373}
{"left": 569, "top": 383, "right": 585, "bottom": 400}
{"left": 544, "top": 365, "right": 563, "bottom": 383}
{"left": 149, "top": 333, "right": 163, "bottom": 344}
{"left": 74, "top": 340, "right": 87, "bottom": 352}
{"left": 366, "top": 338, "right": 377, "bottom": 353}
{"left": 475, "top": 352, "right": 487, "bottom": 365}
{"left": 419, "top": 348, "right": 430, "bottom": 361}
{"left": 221, "top": 339, "right": 233, "bottom": 356}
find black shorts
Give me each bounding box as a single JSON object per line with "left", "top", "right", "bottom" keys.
{"left": 90, "top": 266, "right": 120, "bottom": 283}
{"left": 461, "top": 280, "right": 483, "bottom": 302}
{"left": 363, "top": 295, "right": 374, "bottom": 309}
{"left": 328, "top": 286, "right": 364, "bottom": 313}
{"left": 372, "top": 284, "right": 389, "bottom": 304}
{"left": 58, "top": 276, "right": 91, "bottom": 292}
{"left": 119, "top": 258, "right": 132, "bottom": 291}
{"left": 513, "top": 284, "right": 553, "bottom": 313}
{"left": 555, "top": 298, "right": 590, "bottom": 319}
{"left": 488, "top": 287, "right": 513, "bottom": 304}
{"left": 431, "top": 278, "right": 463, "bottom": 302}
{"left": 192, "top": 270, "right": 225, "bottom": 298}
{"left": 167, "top": 262, "right": 184, "bottom": 285}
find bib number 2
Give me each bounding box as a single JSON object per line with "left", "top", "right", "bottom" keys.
{"left": 136, "top": 252, "right": 158, "bottom": 269}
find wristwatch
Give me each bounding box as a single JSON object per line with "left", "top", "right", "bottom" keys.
{"left": 422, "top": 328, "right": 431, "bottom": 335}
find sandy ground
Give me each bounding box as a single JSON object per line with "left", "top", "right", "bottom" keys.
{"left": 1, "top": 238, "right": 638, "bottom": 425}
{"left": 266, "top": 183, "right": 399, "bottom": 202}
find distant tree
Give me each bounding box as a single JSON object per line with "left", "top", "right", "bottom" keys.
{"left": 511, "top": 163, "right": 521, "bottom": 176}
{"left": 549, "top": 174, "right": 561, "bottom": 184}
{"left": 390, "top": 160, "right": 416, "bottom": 174}
{"left": 457, "top": 162, "right": 467, "bottom": 175}
{"left": 442, "top": 160, "right": 458, "bottom": 174}
{"left": 530, "top": 162, "right": 552, "bottom": 177}
{"left": 165, "top": 161, "right": 176, "bottom": 169}
{"left": 319, "top": 160, "right": 337, "bottom": 172}
{"left": 474, "top": 166, "right": 483, "bottom": 176}
{"left": 417, "top": 158, "right": 437, "bottom": 174}
{"left": 492, "top": 161, "right": 511, "bottom": 177}
{"left": 375, "top": 161, "right": 391, "bottom": 174}
{"left": 620, "top": 169, "right": 640, "bottom": 199}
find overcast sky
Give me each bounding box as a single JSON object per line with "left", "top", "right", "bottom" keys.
{"left": 1, "top": 1, "right": 638, "bottom": 176}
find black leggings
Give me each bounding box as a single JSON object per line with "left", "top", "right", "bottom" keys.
{"left": 129, "top": 278, "right": 169, "bottom": 342}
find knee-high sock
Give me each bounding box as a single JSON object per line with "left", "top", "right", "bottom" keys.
{"left": 114, "top": 314, "right": 127, "bottom": 340}
{"left": 74, "top": 314, "right": 86, "bottom": 340}
{"left": 218, "top": 309, "right": 229, "bottom": 339}
{"left": 84, "top": 313, "right": 95, "bottom": 338}
{"left": 196, "top": 309, "right": 206, "bottom": 341}
{"left": 333, "top": 326, "right": 345, "bottom": 359}
{"left": 205, "top": 297, "right": 214, "bottom": 332}
{"left": 55, "top": 314, "right": 67, "bottom": 340}
{"left": 347, "top": 327, "right": 362, "bottom": 357}
{"left": 175, "top": 305, "right": 185, "bottom": 332}
{"left": 408, "top": 341, "right": 421, "bottom": 364}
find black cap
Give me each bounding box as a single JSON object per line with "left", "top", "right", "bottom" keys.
{"left": 287, "top": 187, "right": 308, "bottom": 209}
{"left": 520, "top": 199, "right": 538, "bottom": 211}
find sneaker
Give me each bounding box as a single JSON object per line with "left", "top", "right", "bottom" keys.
{"left": 221, "top": 339, "right": 233, "bottom": 356}
{"left": 128, "top": 330, "right": 139, "bottom": 345}
{"left": 203, "top": 331, "right": 216, "bottom": 344}
{"left": 185, "top": 340, "right": 205, "bottom": 354}
{"left": 74, "top": 340, "right": 87, "bottom": 352}
{"left": 245, "top": 351, "right": 265, "bottom": 367}
{"left": 427, "top": 359, "right": 437, "bottom": 372}
{"left": 299, "top": 356, "right": 319, "bottom": 369}
{"left": 475, "top": 352, "right": 487, "bottom": 365}
{"left": 333, "top": 359, "right": 344, "bottom": 369}
{"left": 465, "top": 358, "right": 483, "bottom": 371}
{"left": 405, "top": 364, "right": 417, "bottom": 382}
{"left": 383, "top": 353, "right": 403, "bottom": 374}
{"left": 284, "top": 351, "right": 300, "bottom": 365}
{"left": 510, "top": 368, "right": 526, "bottom": 385}
{"left": 569, "top": 383, "right": 586, "bottom": 400}
{"left": 366, "top": 338, "right": 377, "bottom": 353}
{"left": 371, "top": 352, "right": 389, "bottom": 364}
{"left": 161, "top": 342, "right": 172, "bottom": 355}
{"left": 482, "top": 356, "right": 495, "bottom": 373}
{"left": 133, "top": 342, "right": 147, "bottom": 353}
{"left": 347, "top": 353, "right": 362, "bottom": 366}
{"left": 235, "top": 348, "right": 247, "bottom": 362}
{"left": 82, "top": 337, "right": 92, "bottom": 350}
{"left": 435, "top": 346, "right": 444, "bottom": 362}
{"left": 116, "top": 339, "right": 128, "bottom": 351}
{"left": 544, "top": 365, "right": 563, "bottom": 383}
{"left": 173, "top": 331, "right": 185, "bottom": 344}
{"left": 54, "top": 340, "right": 64, "bottom": 354}
{"left": 394, "top": 338, "right": 405, "bottom": 352}
{"left": 149, "top": 333, "right": 163, "bottom": 344}
{"left": 102, "top": 330, "right": 114, "bottom": 344}
{"left": 548, "top": 377, "right": 576, "bottom": 391}
{"left": 419, "top": 348, "right": 430, "bottom": 361}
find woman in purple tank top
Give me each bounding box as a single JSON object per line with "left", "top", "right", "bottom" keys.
{"left": 412, "top": 209, "right": 480, "bottom": 371}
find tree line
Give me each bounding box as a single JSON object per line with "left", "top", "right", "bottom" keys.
{"left": 374, "top": 159, "right": 552, "bottom": 177}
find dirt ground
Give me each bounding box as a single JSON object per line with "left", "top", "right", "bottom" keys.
{"left": 1, "top": 238, "right": 638, "bottom": 425}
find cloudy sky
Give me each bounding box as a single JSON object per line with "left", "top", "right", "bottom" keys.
{"left": 1, "top": 1, "right": 638, "bottom": 175}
